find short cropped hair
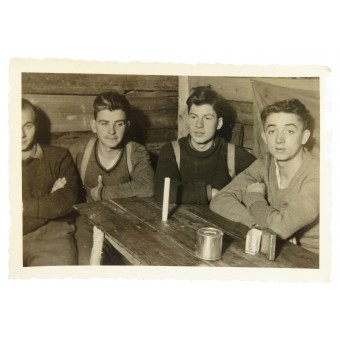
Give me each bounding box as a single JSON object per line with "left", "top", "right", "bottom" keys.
{"left": 186, "top": 86, "right": 233, "bottom": 119}
{"left": 261, "top": 99, "right": 311, "bottom": 129}
{"left": 93, "top": 92, "right": 131, "bottom": 120}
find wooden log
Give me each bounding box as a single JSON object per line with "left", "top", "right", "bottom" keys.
{"left": 22, "top": 73, "right": 178, "bottom": 95}
{"left": 231, "top": 123, "right": 254, "bottom": 150}
{"left": 22, "top": 94, "right": 178, "bottom": 132}
{"left": 49, "top": 129, "right": 177, "bottom": 149}
{"left": 188, "top": 76, "right": 253, "bottom": 102}
{"left": 227, "top": 100, "right": 254, "bottom": 125}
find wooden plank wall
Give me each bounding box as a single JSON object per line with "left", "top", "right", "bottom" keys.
{"left": 183, "top": 76, "right": 319, "bottom": 153}
{"left": 22, "top": 73, "right": 179, "bottom": 167}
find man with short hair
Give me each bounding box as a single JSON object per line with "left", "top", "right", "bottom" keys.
{"left": 210, "top": 99, "right": 319, "bottom": 254}
{"left": 155, "top": 86, "right": 256, "bottom": 204}
{"left": 22, "top": 99, "right": 79, "bottom": 266}
{"left": 70, "top": 91, "right": 154, "bottom": 264}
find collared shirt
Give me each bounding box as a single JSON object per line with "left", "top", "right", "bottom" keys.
{"left": 27, "top": 143, "right": 44, "bottom": 160}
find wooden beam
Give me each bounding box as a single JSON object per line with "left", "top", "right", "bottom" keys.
{"left": 178, "top": 76, "right": 190, "bottom": 139}
{"left": 22, "top": 73, "right": 178, "bottom": 95}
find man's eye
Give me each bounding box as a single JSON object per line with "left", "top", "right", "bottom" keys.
{"left": 26, "top": 124, "right": 33, "bottom": 129}
{"left": 116, "top": 122, "right": 125, "bottom": 127}
{"left": 189, "top": 115, "right": 196, "bottom": 119}
{"left": 267, "top": 130, "right": 275, "bottom": 135}
{"left": 287, "top": 130, "right": 295, "bottom": 134}
{"left": 100, "top": 121, "right": 107, "bottom": 125}
{"left": 204, "top": 117, "right": 212, "bottom": 121}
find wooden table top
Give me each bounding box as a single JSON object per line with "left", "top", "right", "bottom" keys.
{"left": 74, "top": 197, "right": 319, "bottom": 268}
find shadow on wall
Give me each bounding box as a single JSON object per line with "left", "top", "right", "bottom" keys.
{"left": 126, "top": 106, "right": 150, "bottom": 145}
{"left": 34, "top": 105, "right": 52, "bottom": 145}
{"left": 216, "top": 101, "right": 237, "bottom": 143}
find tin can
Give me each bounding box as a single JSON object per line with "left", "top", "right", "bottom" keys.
{"left": 195, "top": 227, "right": 223, "bottom": 260}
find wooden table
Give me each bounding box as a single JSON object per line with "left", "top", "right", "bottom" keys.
{"left": 74, "top": 197, "right": 319, "bottom": 268}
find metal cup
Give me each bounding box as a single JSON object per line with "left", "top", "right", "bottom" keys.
{"left": 195, "top": 227, "right": 223, "bottom": 260}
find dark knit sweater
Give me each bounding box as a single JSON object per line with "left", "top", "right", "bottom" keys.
{"left": 69, "top": 137, "right": 154, "bottom": 201}
{"left": 22, "top": 144, "right": 79, "bottom": 235}
{"left": 154, "top": 135, "right": 256, "bottom": 204}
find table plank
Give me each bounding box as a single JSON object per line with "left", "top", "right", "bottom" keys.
{"left": 172, "top": 201, "right": 319, "bottom": 268}
{"left": 74, "top": 202, "right": 203, "bottom": 266}
{"left": 74, "top": 197, "right": 319, "bottom": 268}
{"left": 139, "top": 197, "right": 319, "bottom": 268}
{"left": 106, "top": 198, "right": 302, "bottom": 268}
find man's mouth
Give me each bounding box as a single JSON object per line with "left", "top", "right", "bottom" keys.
{"left": 194, "top": 132, "right": 205, "bottom": 137}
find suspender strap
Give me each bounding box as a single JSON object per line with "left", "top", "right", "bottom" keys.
{"left": 80, "top": 138, "right": 133, "bottom": 184}
{"left": 227, "top": 143, "right": 236, "bottom": 179}
{"left": 80, "top": 137, "right": 97, "bottom": 183}
{"left": 125, "top": 142, "right": 133, "bottom": 176}
{"left": 171, "top": 140, "right": 180, "bottom": 171}
{"left": 171, "top": 140, "right": 236, "bottom": 179}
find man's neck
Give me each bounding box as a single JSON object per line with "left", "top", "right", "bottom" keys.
{"left": 97, "top": 143, "right": 122, "bottom": 160}
{"left": 276, "top": 149, "right": 304, "bottom": 188}
{"left": 189, "top": 137, "right": 215, "bottom": 152}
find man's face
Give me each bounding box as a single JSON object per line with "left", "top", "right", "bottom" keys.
{"left": 22, "top": 108, "right": 37, "bottom": 152}
{"left": 91, "top": 109, "right": 128, "bottom": 150}
{"left": 261, "top": 112, "right": 310, "bottom": 163}
{"left": 188, "top": 104, "right": 223, "bottom": 150}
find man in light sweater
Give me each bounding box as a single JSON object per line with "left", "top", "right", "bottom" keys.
{"left": 22, "top": 99, "right": 79, "bottom": 266}
{"left": 70, "top": 91, "right": 154, "bottom": 264}
{"left": 210, "top": 99, "right": 319, "bottom": 254}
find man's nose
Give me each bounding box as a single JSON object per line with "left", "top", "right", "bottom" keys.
{"left": 108, "top": 123, "right": 116, "bottom": 134}
{"left": 276, "top": 131, "right": 285, "bottom": 143}
{"left": 195, "top": 117, "right": 204, "bottom": 128}
{"left": 22, "top": 127, "right": 26, "bottom": 138}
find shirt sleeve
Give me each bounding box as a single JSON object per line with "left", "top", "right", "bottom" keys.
{"left": 243, "top": 169, "right": 320, "bottom": 240}
{"left": 154, "top": 143, "right": 209, "bottom": 204}
{"left": 101, "top": 143, "right": 154, "bottom": 199}
{"left": 23, "top": 148, "right": 79, "bottom": 234}
{"left": 210, "top": 159, "right": 264, "bottom": 227}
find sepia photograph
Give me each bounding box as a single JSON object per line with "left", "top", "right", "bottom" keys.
{"left": 9, "top": 60, "right": 329, "bottom": 279}
{"left": 2, "top": 1, "right": 339, "bottom": 340}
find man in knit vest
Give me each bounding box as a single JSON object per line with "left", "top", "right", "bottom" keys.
{"left": 22, "top": 99, "right": 79, "bottom": 266}
{"left": 70, "top": 91, "right": 154, "bottom": 264}
{"left": 154, "top": 86, "right": 256, "bottom": 204}
{"left": 210, "top": 99, "right": 319, "bottom": 254}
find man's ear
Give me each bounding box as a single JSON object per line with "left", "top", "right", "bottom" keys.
{"left": 302, "top": 129, "right": 311, "bottom": 145}
{"left": 216, "top": 117, "right": 223, "bottom": 130}
{"left": 90, "top": 119, "right": 97, "bottom": 134}
{"left": 261, "top": 131, "right": 267, "bottom": 144}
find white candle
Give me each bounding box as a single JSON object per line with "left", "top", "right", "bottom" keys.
{"left": 162, "top": 177, "right": 170, "bottom": 221}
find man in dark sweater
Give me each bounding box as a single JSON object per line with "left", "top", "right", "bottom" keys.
{"left": 155, "top": 87, "right": 256, "bottom": 204}
{"left": 22, "top": 99, "right": 79, "bottom": 266}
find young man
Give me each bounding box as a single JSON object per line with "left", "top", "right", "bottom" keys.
{"left": 154, "top": 86, "right": 256, "bottom": 204}
{"left": 70, "top": 91, "right": 154, "bottom": 264}
{"left": 22, "top": 99, "right": 79, "bottom": 266}
{"left": 210, "top": 99, "right": 319, "bottom": 254}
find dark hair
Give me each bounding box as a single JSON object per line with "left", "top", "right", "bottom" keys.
{"left": 93, "top": 91, "right": 131, "bottom": 120}
{"left": 261, "top": 99, "right": 311, "bottom": 129}
{"left": 186, "top": 86, "right": 233, "bottom": 119}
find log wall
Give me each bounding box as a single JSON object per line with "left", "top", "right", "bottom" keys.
{"left": 182, "top": 76, "right": 319, "bottom": 152}
{"left": 22, "top": 73, "right": 179, "bottom": 165}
